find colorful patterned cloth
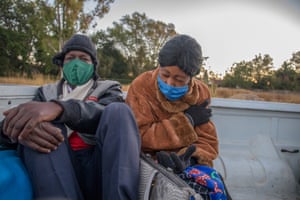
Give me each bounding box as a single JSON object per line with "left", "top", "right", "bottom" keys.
{"left": 179, "top": 165, "right": 227, "bottom": 200}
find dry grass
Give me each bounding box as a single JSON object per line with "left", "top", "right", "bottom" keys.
{"left": 122, "top": 84, "right": 130, "bottom": 91}
{"left": 0, "top": 75, "right": 58, "bottom": 86}
{"left": 214, "top": 87, "right": 300, "bottom": 104}
{"left": 1, "top": 76, "right": 299, "bottom": 104}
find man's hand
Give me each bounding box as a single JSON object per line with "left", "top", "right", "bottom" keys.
{"left": 3, "top": 101, "right": 63, "bottom": 141}
{"left": 18, "top": 122, "right": 64, "bottom": 153}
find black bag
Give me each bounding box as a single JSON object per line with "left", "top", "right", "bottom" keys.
{"left": 138, "top": 153, "right": 202, "bottom": 200}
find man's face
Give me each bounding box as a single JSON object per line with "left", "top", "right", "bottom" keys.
{"left": 63, "top": 50, "right": 92, "bottom": 65}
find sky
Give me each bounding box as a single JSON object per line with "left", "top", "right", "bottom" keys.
{"left": 93, "top": 0, "right": 300, "bottom": 75}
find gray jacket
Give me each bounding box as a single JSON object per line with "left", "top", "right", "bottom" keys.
{"left": 0, "top": 78, "right": 124, "bottom": 146}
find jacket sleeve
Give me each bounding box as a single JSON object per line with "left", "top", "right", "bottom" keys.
{"left": 53, "top": 83, "right": 123, "bottom": 134}
{"left": 32, "top": 86, "right": 46, "bottom": 101}
{"left": 126, "top": 79, "right": 198, "bottom": 151}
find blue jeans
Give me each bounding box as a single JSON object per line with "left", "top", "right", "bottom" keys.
{"left": 20, "top": 103, "right": 141, "bottom": 200}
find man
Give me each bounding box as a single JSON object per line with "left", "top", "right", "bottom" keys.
{"left": 0, "top": 34, "right": 141, "bottom": 200}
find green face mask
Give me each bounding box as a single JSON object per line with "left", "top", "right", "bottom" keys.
{"left": 63, "top": 59, "right": 94, "bottom": 86}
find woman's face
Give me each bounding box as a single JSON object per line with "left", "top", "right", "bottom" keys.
{"left": 158, "top": 65, "right": 191, "bottom": 87}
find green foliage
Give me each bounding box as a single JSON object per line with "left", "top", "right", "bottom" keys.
{"left": 104, "top": 12, "right": 176, "bottom": 77}
{"left": 0, "top": 27, "right": 29, "bottom": 76}
{"left": 90, "top": 12, "right": 176, "bottom": 82}
{"left": 52, "top": 0, "right": 114, "bottom": 49}
{"left": 272, "top": 61, "right": 298, "bottom": 91}
{"left": 92, "top": 31, "right": 130, "bottom": 80}
{"left": 221, "top": 52, "right": 300, "bottom": 91}
{"left": 0, "top": 0, "right": 38, "bottom": 76}
{"left": 250, "top": 54, "right": 273, "bottom": 89}
{"left": 0, "top": 0, "right": 113, "bottom": 77}
{"left": 222, "top": 60, "right": 254, "bottom": 89}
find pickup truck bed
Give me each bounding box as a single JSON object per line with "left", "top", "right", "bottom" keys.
{"left": 212, "top": 98, "right": 300, "bottom": 199}
{"left": 1, "top": 84, "right": 299, "bottom": 200}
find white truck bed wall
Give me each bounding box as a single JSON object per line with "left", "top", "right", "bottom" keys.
{"left": 1, "top": 84, "right": 300, "bottom": 200}
{"left": 211, "top": 98, "right": 300, "bottom": 200}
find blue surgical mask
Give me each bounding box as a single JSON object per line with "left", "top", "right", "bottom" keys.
{"left": 157, "top": 75, "right": 189, "bottom": 101}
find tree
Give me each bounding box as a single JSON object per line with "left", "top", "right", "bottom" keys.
{"left": 92, "top": 31, "right": 129, "bottom": 81}
{"left": 222, "top": 60, "right": 253, "bottom": 89}
{"left": 0, "top": 0, "right": 47, "bottom": 76}
{"left": 51, "top": 0, "right": 114, "bottom": 50}
{"left": 273, "top": 61, "right": 297, "bottom": 90}
{"left": 222, "top": 54, "right": 274, "bottom": 90}
{"left": 290, "top": 51, "right": 300, "bottom": 73}
{"left": 0, "top": 27, "right": 29, "bottom": 76}
{"left": 290, "top": 51, "right": 300, "bottom": 90}
{"left": 104, "top": 12, "right": 176, "bottom": 77}
{"left": 272, "top": 51, "right": 300, "bottom": 91}
{"left": 0, "top": 0, "right": 114, "bottom": 77}
{"left": 251, "top": 54, "right": 273, "bottom": 89}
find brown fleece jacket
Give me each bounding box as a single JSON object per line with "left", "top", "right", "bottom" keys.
{"left": 126, "top": 68, "right": 219, "bottom": 167}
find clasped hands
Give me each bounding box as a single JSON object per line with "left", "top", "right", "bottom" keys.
{"left": 2, "top": 101, "right": 64, "bottom": 153}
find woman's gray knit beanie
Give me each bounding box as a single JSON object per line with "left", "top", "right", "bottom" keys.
{"left": 158, "top": 34, "right": 203, "bottom": 76}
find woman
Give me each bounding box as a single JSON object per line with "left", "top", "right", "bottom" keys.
{"left": 126, "top": 34, "right": 218, "bottom": 168}
{"left": 126, "top": 34, "right": 228, "bottom": 199}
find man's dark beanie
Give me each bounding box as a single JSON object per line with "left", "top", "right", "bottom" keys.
{"left": 52, "top": 34, "right": 98, "bottom": 68}
{"left": 158, "top": 34, "right": 203, "bottom": 76}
